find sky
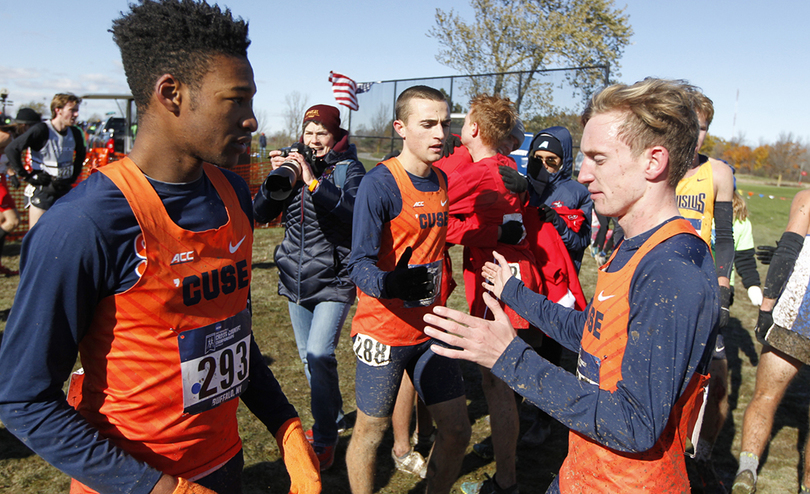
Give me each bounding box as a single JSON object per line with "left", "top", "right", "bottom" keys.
{"left": 1, "top": 0, "right": 807, "bottom": 146}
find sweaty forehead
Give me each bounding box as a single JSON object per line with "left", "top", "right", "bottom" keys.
{"left": 406, "top": 98, "right": 449, "bottom": 122}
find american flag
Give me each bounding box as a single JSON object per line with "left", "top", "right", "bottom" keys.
{"left": 329, "top": 71, "right": 373, "bottom": 111}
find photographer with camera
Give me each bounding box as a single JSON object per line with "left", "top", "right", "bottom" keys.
{"left": 253, "top": 104, "right": 365, "bottom": 470}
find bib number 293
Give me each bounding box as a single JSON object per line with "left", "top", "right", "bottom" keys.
{"left": 178, "top": 309, "right": 252, "bottom": 415}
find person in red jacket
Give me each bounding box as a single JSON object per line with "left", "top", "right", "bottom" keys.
{"left": 438, "top": 94, "right": 540, "bottom": 494}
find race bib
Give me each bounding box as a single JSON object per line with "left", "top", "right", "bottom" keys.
{"left": 502, "top": 212, "right": 526, "bottom": 243}
{"left": 507, "top": 261, "right": 522, "bottom": 281}
{"left": 353, "top": 333, "right": 392, "bottom": 367}
{"left": 179, "top": 308, "right": 251, "bottom": 415}
{"left": 403, "top": 259, "right": 443, "bottom": 309}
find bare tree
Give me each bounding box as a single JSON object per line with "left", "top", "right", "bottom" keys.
{"left": 283, "top": 91, "right": 309, "bottom": 142}
{"left": 254, "top": 108, "right": 270, "bottom": 136}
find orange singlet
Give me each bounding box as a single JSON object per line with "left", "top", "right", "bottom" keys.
{"left": 71, "top": 158, "right": 253, "bottom": 492}
{"left": 559, "top": 219, "right": 710, "bottom": 493}
{"left": 351, "top": 158, "right": 448, "bottom": 346}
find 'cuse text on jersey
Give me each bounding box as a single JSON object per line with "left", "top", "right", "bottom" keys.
{"left": 183, "top": 260, "right": 249, "bottom": 306}
{"left": 417, "top": 211, "right": 448, "bottom": 229}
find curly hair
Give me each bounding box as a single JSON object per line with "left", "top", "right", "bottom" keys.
{"left": 467, "top": 94, "right": 516, "bottom": 148}
{"left": 111, "top": 0, "right": 250, "bottom": 114}
{"left": 581, "top": 78, "right": 699, "bottom": 187}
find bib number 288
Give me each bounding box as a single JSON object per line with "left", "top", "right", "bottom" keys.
{"left": 353, "top": 334, "right": 391, "bottom": 367}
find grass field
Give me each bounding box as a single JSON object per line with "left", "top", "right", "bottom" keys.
{"left": 1, "top": 177, "right": 809, "bottom": 493}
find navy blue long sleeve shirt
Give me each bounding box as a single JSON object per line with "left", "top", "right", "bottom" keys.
{"left": 492, "top": 218, "right": 718, "bottom": 453}
{"left": 0, "top": 168, "right": 297, "bottom": 494}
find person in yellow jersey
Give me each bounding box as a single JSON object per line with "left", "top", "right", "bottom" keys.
{"left": 675, "top": 88, "right": 735, "bottom": 493}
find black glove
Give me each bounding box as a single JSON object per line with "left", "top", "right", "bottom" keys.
{"left": 441, "top": 134, "right": 462, "bottom": 158}
{"left": 25, "top": 171, "right": 52, "bottom": 186}
{"left": 499, "top": 220, "right": 524, "bottom": 245}
{"left": 719, "top": 285, "right": 732, "bottom": 328}
{"left": 50, "top": 178, "right": 73, "bottom": 192}
{"left": 499, "top": 166, "right": 528, "bottom": 193}
{"left": 755, "top": 310, "right": 773, "bottom": 345}
{"left": 537, "top": 203, "right": 565, "bottom": 232}
{"left": 756, "top": 244, "right": 777, "bottom": 265}
{"left": 8, "top": 175, "right": 20, "bottom": 188}
{"left": 384, "top": 247, "right": 434, "bottom": 302}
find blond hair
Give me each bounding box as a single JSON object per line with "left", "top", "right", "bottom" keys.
{"left": 581, "top": 78, "right": 698, "bottom": 187}
{"left": 50, "top": 93, "right": 82, "bottom": 119}
{"left": 733, "top": 190, "right": 749, "bottom": 222}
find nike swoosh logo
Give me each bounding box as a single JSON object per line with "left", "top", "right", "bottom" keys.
{"left": 229, "top": 236, "right": 246, "bottom": 254}
{"left": 597, "top": 290, "right": 615, "bottom": 302}
{"left": 697, "top": 178, "right": 707, "bottom": 182}
{"left": 441, "top": 199, "right": 448, "bottom": 206}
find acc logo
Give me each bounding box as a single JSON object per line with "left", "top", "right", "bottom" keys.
{"left": 171, "top": 251, "right": 195, "bottom": 265}
{"left": 413, "top": 201, "right": 425, "bottom": 208}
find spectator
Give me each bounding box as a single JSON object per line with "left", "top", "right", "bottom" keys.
{"left": 253, "top": 103, "right": 365, "bottom": 470}
{"left": 5, "top": 95, "right": 86, "bottom": 228}
{"left": 502, "top": 126, "right": 593, "bottom": 271}
{"left": 259, "top": 132, "right": 267, "bottom": 158}
{"left": 0, "top": 124, "right": 21, "bottom": 276}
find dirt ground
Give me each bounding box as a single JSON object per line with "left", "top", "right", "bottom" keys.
{"left": 1, "top": 227, "right": 808, "bottom": 493}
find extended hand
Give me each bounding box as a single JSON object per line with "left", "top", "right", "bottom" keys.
{"left": 480, "top": 251, "right": 513, "bottom": 300}
{"left": 423, "top": 292, "right": 517, "bottom": 369}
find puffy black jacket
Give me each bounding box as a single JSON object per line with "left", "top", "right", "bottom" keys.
{"left": 253, "top": 138, "right": 366, "bottom": 305}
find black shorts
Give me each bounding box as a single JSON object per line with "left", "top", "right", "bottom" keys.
{"left": 353, "top": 335, "right": 465, "bottom": 417}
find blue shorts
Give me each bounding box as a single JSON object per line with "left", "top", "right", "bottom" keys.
{"left": 352, "top": 335, "right": 465, "bottom": 418}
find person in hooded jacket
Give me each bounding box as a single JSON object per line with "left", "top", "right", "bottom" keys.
{"left": 502, "top": 127, "right": 593, "bottom": 272}
{"left": 253, "top": 104, "right": 366, "bottom": 470}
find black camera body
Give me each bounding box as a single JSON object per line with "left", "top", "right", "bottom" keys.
{"left": 265, "top": 143, "right": 316, "bottom": 200}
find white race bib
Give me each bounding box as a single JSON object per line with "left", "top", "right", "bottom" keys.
{"left": 178, "top": 309, "right": 251, "bottom": 415}
{"left": 353, "top": 333, "right": 392, "bottom": 367}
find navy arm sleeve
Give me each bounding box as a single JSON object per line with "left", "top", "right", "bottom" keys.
{"left": 347, "top": 165, "right": 401, "bottom": 299}
{"left": 5, "top": 122, "right": 49, "bottom": 177}
{"left": 714, "top": 201, "right": 734, "bottom": 279}
{"left": 495, "top": 233, "right": 717, "bottom": 453}
{"left": 0, "top": 203, "right": 163, "bottom": 494}
{"left": 240, "top": 337, "right": 298, "bottom": 436}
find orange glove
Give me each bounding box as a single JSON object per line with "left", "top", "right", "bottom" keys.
{"left": 172, "top": 478, "right": 217, "bottom": 494}
{"left": 275, "top": 417, "right": 321, "bottom": 494}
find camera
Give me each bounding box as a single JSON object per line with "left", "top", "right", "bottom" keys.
{"left": 264, "top": 143, "right": 315, "bottom": 200}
